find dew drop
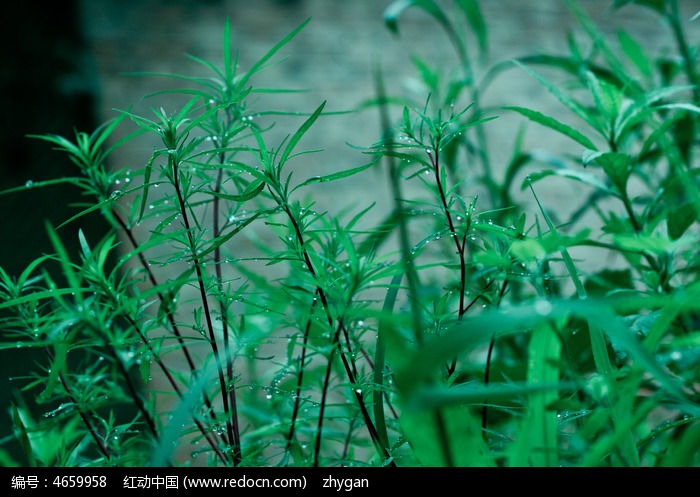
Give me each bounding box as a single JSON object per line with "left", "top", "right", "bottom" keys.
{"left": 534, "top": 298, "right": 553, "bottom": 316}
{"left": 25, "top": 180, "right": 34, "bottom": 188}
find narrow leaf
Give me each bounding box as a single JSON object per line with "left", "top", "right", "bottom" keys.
{"left": 455, "top": 0, "right": 487, "bottom": 54}
{"left": 236, "top": 18, "right": 310, "bottom": 90}
{"left": 513, "top": 60, "right": 605, "bottom": 139}
{"left": 667, "top": 204, "right": 697, "bottom": 240}
{"left": 384, "top": 0, "right": 449, "bottom": 35}
{"left": 583, "top": 151, "right": 631, "bottom": 193}
{"left": 505, "top": 106, "right": 598, "bottom": 149}
{"left": 618, "top": 30, "right": 652, "bottom": 78}
{"left": 209, "top": 180, "right": 265, "bottom": 202}
{"left": 374, "top": 273, "right": 403, "bottom": 454}
{"left": 525, "top": 168, "right": 616, "bottom": 196}
{"left": 295, "top": 160, "right": 376, "bottom": 190}
{"left": 279, "top": 101, "right": 326, "bottom": 167}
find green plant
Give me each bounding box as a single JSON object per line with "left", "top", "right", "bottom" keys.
{"left": 2, "top": 0, "right": 700, "bottom": 468}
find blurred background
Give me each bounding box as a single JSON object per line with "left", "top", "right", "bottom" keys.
{"left": 1, "top": 0, "right": 698, "bottom": 464}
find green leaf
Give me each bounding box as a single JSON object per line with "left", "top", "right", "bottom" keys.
{"left": 455, "top": 0, "right": 487, "bottom": 54}
{"left": 525, "top": 168, "right": 616, "bottom": 196}
{"left": 505, "top": 106, "right": 598, "bottom": 149}
{"left": 504, "top": 54, "right": 629, "bottom": 91}
{"left": 294, "top": 160, "right": 376, "bottom": 190}
{"left": 407, "top": 381, "right": 570, "bottom": 410}
{"left": 510, "top": 238, "right": 546, "bottom": 262}
{"left": 659, "top": 421, "right": 700, "bottom": 466}
{"left": 150, "top": 362, "right": 218, "bottom": 466}
{"left": 209, "top": 179, "right": 265, "bottom": 202}
{"left": 223, "top": 17, "right": 234, "bottom": 84}
{"left": 196, "top": 209, "right": 268, "bottom": 260}
{"left": 567, "top": 0, "right": 639, "bottom": 96}
{"left": 612, "top": 0, "right": 665, "bottom": 14}
{"left": 45, "top": 222, "right": 80, "bottom": 297}
{"left": 657, "top": 102, "right": 700, "bottom": 114}
{"left": 667, "top": 204, "right": 697, "bottom": 240}
{"left": 138, "top": 153, "right": 158, "bottom": 222}
{"left": 585, "top": 70, "right": 624, "bottom": 129}
{"left": 512, "top": 321, "right": 562, "bottom": 467}
{"left": 613, "top": 233, "right": 674, "bottom": 254}
{"left": 523, "top": 322, "right": 562, "bottom": 467}
{"left": 399, "top": 406, "right": 494, "bottom": 466}
{"left": 78, "top": 229, "right": 92, "bottom": 260}
{"left": 585, "top": 269, "right": 633, "bottom": 296}
{"left": 526, "top": 180, "right": 642, "bottom": 465}
{"left": 11, "top": 405, "right": 36, "bottom": 466}
{"left": 279, "top": 101, "right": 326, "bottom": 167}
{"left": 618, "top": 30, "right": 652, "bottom": 78}
{"left": 38, "top": 341, "right": 68, "bottom": 403}
{"left": 15, "top": 254, "right": 53, "bottom": 292}
{"left": 410, "top": 55, "right": 440, "bottom": 93}
{"left": 235, "top": 18, "right": 310, "bottom": 91}
{"left": 0, "top": 289, "right": 89, "bottom": 311}
{"left": 582, "top": 151, "right": 631, "bottom": 193}
{"left": 374, "top": 273, "right": 403, "bottom": 455}
{"left": 57, "top": 195, "right": 122, "bottom": 230}
{"left": 384, "top": 0, "right": 449, "bottom": 35}
{"left": 513, "top": 60, "right": 605, "bottom": 139}
{"left": 638, "top": 112, "right": 686, "bottom": 159}
{"left": 613, "top": 85, "right": 695, "bottom": 142}
{"left": 472, "top": 249, "right": 511, "bottom": 271}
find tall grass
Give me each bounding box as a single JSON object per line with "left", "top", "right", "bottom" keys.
{"left": 1, "top": 0, "right": 699, "bottom": 467}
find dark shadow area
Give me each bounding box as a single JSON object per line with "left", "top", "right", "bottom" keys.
{"left": 0, "top": 1, "right": 113, "bottom": 464}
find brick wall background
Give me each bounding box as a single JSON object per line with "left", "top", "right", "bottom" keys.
{"left": 77, "top": 0, "right": 700, "bottom": 225}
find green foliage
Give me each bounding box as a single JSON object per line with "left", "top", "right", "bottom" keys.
{"left": 2, "top": 1, "right": 700, "bottom": 467}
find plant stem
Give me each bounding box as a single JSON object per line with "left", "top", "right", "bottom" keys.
{"left": 46, "top": 348, "right": 113, "bottom": 462}
{"left": 279, "top": 204, "right": 389, "bottom": 465}
{"left": 212, "top": 152, "right": 242, "bottom": 465}
{"left": 285, "top": 290, "right": 319, "bottom": 458}
{"left": 427, "top": 147, "right": 467, "bottom": 317}
{"left": 119, "top": 312, "right": 228, "bottom": 465}
{"left": 171, "top": 154, "right": 238, "bottom": 465}
{"left": 112, "top": 212, "right": 229, "bottom": 449}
